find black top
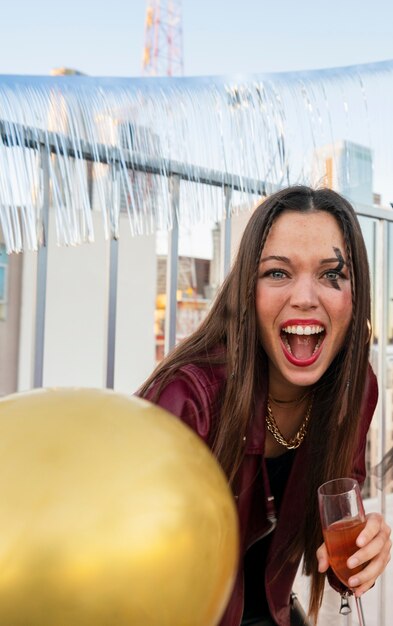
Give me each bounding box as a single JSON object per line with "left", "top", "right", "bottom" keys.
{"left": 242, "top": 451, "right": 295, "bottom": 622}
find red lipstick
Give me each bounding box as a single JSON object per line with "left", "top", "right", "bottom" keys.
{"left": 280, "top": 318, "right": 325, "bottom": 329}
{"left": 280, "top": 319, "right": 326, "bottom": 366}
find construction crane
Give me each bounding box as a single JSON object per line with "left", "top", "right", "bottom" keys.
{"left": 142, "top": 0, "right": 184, "bottom": 76}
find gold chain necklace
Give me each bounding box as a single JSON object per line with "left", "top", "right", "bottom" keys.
{"left": 265, "top": 396, "right": 313, "bottom": 450}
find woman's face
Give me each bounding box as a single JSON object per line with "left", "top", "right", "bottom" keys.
{"left": 256, "top": 209, "right": 353, "bottom": 394}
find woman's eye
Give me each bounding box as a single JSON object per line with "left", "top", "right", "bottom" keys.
{"left": 323, "top": 270, "right": 342, "bottom": 281}
{"left": 264, "top": 269, "right": 287, "bottom": 279}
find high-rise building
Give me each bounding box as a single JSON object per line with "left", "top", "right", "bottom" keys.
{"left": 313, "top": 139, "right": 373, "bottom": 205}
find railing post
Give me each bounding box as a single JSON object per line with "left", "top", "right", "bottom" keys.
{"left": 33, "top": 145, "right": 50, "bottom": 388}
{"left": 221, "top": 185, "right": 232, "bottom": 281}
{"left": 106, "top": 163, "right": 120, "bottom": 389}
{"left": 164, "top": 174, "right": 180, "bottom": 355}
{"left": 376, "top": 217, "right": 388, "bottom": 626}
{"left": 106, "top": 236, "right": 119, "bottom": 389}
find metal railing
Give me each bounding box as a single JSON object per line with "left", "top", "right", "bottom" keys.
{"left": 0, "top": 119, "right": 267, "bottom": 387}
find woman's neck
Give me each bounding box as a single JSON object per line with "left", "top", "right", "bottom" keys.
{"left": 267, "top": 362, "right": 312, "bottom": 405}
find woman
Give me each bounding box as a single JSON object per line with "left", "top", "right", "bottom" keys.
{"left": 138, "top": 186, "right": 391, "bottom": 626}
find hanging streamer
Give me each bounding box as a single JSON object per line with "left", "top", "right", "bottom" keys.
{"left": 0, "top": 59, "right": 392, "bottom": 252}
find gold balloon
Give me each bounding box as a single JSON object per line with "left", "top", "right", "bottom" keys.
{"left": 0, "top": 388, "right": 238, "bottom": 626}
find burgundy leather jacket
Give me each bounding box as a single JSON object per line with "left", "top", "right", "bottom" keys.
{"left": 141, "top": 362, "right": 378, "bottom": 626}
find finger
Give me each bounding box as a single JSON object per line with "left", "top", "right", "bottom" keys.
{"left": 354, "top": 549, "right": 391, "bottom": 596}
{"left": 347, "top": 514, "right": 392, "bottom": 568}
{"left": 347, "top": 520, "right": 391, "bottom": 590}
{"left": 351, "top": 551, "right": 391, "bottom": 597}
{"left": 348, "top": 529, "right": 391, "bottom": 570}
{"left": 356, "top": 513, "right": 386, "bottom": 548}
{"left": 316, "top": 543, "right": 329, "bottom": 573}
{"left": 348, "top": 552, "right": 390, "bottom": 596}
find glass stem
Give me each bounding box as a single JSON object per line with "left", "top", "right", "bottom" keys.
{"left": 354, "top": 595, "right": 366, "bottom": 626}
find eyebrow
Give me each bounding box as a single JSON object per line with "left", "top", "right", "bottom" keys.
{"left": 259, "top": 255, "right": 290, "bottom": 264}
{"left": 319, "top": 257, "right": 347, "bottom": 265}
{"left": 259, "top": 255, "right": 347, "bottom": 266}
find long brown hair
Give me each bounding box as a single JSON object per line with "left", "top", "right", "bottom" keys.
{"left": 138, "top": 185, "right": 371, "bottom": 619}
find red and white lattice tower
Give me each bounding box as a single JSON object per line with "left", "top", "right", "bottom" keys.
{"left": 142, "top": 0, "right": 184, "bottom": 76}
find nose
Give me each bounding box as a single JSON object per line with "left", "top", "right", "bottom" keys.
{"left": 289, "top": 274, "right": 319, "bottom": 310}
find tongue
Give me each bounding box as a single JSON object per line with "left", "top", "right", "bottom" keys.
{"left": 287, "top": 334, "right": 318, "bottom": 360}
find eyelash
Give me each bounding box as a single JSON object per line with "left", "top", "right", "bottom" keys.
{"left": 260, "top": 269, "right": 347, "bottom": 281}
{"left": 322, "top": 270, "right": 346, "bottom": 281}
{"left": 261, "top": 269, "right": 288, "bottom": 280}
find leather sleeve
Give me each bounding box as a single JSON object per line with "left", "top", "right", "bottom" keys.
{"left": 141, "top": 367, "right": 220, "bottom": 446}
{"left": 351, "top": 364, "right": 379, "bottom": 486}
{"left": 327, "top": 364, "right": 379, "bottom": 593}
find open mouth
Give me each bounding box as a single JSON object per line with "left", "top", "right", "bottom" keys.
{"left": 280, "top": 323, "right": 326, "bottom": 362}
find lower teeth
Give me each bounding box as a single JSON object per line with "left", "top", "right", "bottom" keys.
{"left": 313, "top": 336, "right": 323, "bottom": 354}
{"left": 282, "top": 333, "right": 324, "bottom": 357}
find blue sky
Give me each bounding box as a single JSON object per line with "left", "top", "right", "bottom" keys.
{"left": 1, "top": 0, "right": 393, "bottom": 78}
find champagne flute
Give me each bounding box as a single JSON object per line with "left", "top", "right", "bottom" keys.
{"left": 318, "top": 478, "right": 368, "bottom": 626}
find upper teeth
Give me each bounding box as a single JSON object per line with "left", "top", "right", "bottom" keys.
{"left": 282, "top": 325, "right": 324, "bottom": 335}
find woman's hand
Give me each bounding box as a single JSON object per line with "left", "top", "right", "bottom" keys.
{"left": 317, "top": 512, "right": 392, "bottom": 597}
